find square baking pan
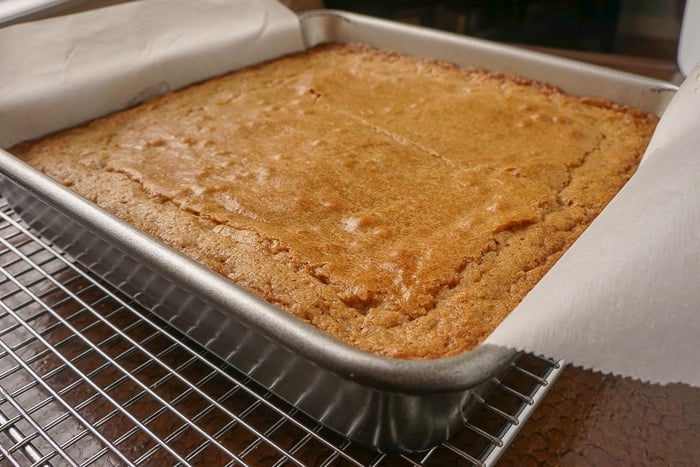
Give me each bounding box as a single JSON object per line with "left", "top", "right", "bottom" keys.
{"left": 0, "top": 9, "right": 678, "bottom": 454}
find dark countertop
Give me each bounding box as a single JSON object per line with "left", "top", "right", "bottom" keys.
{"left": 501, "top": 366, "right": 700, "bottom": 465}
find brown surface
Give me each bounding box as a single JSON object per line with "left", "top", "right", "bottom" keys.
{"left": 10, "top": 44, "right": 656, "bottom": 359}
{"left": 500, "top": 367, "right": 700, "bottom": 466}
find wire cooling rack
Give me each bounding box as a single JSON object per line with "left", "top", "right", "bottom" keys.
{"left": 0, "top": 196, "right": 563, "bottom": 466}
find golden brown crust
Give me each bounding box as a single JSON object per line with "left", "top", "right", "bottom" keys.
{"left": 10, "top": 43, "right": 658, "bottom": 359}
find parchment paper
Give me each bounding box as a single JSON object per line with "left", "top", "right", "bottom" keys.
{"left": 486, "top": 65, "right": 700, "bottom": 387}
{"left": 1, "top": 0, "right": 698, "bottom": 387}
{"left": 0, "top": 0, "right": 305, "bottom": 148}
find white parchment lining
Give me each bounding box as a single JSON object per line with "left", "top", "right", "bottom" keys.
{"left": 0, "top": 0, "right": 698, "bottom": 386}
{"left": 486, "top": 67, "right": 700, "bottom": 387}
{"left": 0, "top": 0, "right": 305, "bottom": 148}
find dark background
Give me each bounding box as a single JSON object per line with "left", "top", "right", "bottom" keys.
{"left": 324, "top": 0, "right": 685, "bottom": 59}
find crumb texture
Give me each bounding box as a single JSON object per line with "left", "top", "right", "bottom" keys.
{"left": 11, "top": 44, "right": 658, "bottom": 359}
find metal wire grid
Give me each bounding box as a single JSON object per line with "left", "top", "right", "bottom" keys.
{"left": 0, "top": 196, "right": 563, "bottom": 466}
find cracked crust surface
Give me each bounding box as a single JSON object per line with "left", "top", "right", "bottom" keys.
{"left": 11, "top": 43, "right": 658, "bottom": 359}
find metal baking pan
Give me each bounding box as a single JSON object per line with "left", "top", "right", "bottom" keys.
{"left": 0, "top": 10, "right": 678, "bottom": 454}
